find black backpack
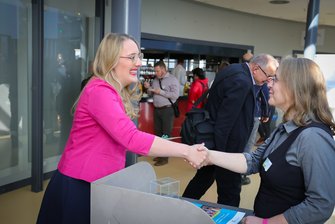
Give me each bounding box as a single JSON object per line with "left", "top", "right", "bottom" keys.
{"left": 180, "top": 88, "right": 215, "bottom": 149}
{"left": 180, "top": 67, "right": 240, "bottom": 149}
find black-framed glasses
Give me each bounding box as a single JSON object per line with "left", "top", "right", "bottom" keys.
{"left": 120, "top": 52, "right": 144, "bottom": 63}
{"left": 267, "top": 75, "right": 279, "bottom": 84}
{"left": 257, "top": 65, "right": 271, "bottom": 78}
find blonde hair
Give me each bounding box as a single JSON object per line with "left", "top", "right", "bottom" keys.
{"left": 279, "top": 57, "right": 335, "bottom": 133}
{"left": 74, "top": 33, "right": 141, "bottom": 119}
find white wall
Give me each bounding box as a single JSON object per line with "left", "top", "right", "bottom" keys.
{"left": 141, "top": 0, "right": 335, "bottom": 57}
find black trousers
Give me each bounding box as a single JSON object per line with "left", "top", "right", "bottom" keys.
{"left": 153, "top": 106, "right": 174, "bottom": 137}
{"left": 37, "top": 170, "right": 91, "bottom": 224}
{"left": 182, "top": 165, "right": 242, "bottom": 207}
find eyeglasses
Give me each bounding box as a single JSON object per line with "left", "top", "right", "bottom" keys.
{"left": 258, "top": 64, "right": 278, "bottom": 84}
{"left": 257, "top": 65, "right": 271, "bottom": 78}
{"left": 120, "top": 52, "right": 144, "bottom": 64}
{"left": 267, "top": 74, "right": 279, "bottom": 85}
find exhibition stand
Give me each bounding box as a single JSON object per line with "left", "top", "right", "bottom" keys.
{"left": 91, "top": 161, "right": 252, "bottom": 224}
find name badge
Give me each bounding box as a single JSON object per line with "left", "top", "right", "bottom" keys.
{"left": 262, "top": 158, "right": 272, "bottom": 172}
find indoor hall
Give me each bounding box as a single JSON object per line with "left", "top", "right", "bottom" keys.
{"left": 1, "top": 0, "right": 335, "bottom": 223}
{"left": 1, "top": 99, "right": 334, "bottom": 223}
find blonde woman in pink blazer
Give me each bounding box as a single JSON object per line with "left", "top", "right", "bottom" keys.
{"left": 37, "top": 33, "right": 208, "bottom": 224}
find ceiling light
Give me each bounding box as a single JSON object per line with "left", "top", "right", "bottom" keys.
{"left": 269, "top": 0, "right": 290, "bottom": 4}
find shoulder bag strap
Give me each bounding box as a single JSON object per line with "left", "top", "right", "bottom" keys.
{"left": 192, "top": 88, "right": 210, "bottom": 108}
{"left": 159, "top": 79, "right": 175, "bottom": 105}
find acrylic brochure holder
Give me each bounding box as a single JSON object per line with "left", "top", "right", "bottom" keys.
{"left": 91, "top": 161, "right": 215, "bottom": 224}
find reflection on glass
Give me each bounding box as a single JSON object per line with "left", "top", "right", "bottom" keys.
{"left": 43, "top": 0, "right": 96, "bottom": 172}
{"left": 0, "top": 0, "right": 97, "bottom": 189}
{"left": 0, "top": 0, "right": 31, "bottom": 186}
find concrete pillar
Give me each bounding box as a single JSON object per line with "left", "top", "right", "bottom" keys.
{"left": 111, "top": 0, "right": 142, "bottom": 167}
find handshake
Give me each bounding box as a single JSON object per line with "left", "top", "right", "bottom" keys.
{"left": 185, "top": 143, "right": 211, "bottom": 169}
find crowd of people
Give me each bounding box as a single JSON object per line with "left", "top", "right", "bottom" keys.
{"left": 37, "top": 32, "right": 335, "bottom": 224}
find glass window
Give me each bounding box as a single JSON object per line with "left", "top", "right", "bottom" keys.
{"left": 43, "top": 0, "right": 97, "bottom": 172}
{"left": 0, "top": 0, "right": 32, "bottom": 186}
{"left": 167, "top": 59, "right": 176, "bottom": 72}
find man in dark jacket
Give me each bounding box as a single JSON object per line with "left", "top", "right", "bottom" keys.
{"left": 183, "top": 54, "right": 278, "bottom": 207}
{"left": 242, "top": 83, "right": 271, "bottom": 185}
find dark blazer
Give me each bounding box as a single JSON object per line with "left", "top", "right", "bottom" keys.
{"left": 253, "top": 84, "right": 270, "bottom": 118}
{"left": 206, "top": 63, "right": 255, "bottom": 153}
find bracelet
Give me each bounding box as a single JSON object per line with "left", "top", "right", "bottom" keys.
{"left": 262, "top": 218, "right": 269, "bottom": 224}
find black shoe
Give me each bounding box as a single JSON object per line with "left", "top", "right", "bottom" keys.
{"left": 153, "top": 157, "right": 160, "bottom": 161}
{"left": 154, "top": 158, "right": 168, "bottom": 166}
{"left": 241, "top": 175, "right": 251, "bottom": 185}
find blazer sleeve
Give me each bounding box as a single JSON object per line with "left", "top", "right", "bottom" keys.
{"left": 87, "top": 84, "right": 155, "bottom": 155}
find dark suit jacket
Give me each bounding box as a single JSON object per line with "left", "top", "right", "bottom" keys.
{"left": 206, "top": 63, "right": 255, "bottom": 153}
{"left": 255, "top": 84, "right": 270, "bottom": 118}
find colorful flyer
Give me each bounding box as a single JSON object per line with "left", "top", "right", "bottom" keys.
{"left": 192, "top": 202, "right": 246, "bottom": 224}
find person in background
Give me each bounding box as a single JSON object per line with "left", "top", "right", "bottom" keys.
{"left": 242, "top": 83, "right": 271, "bottom": 185}
{"left": 186, "top": 67, "right": 208, "bottom": 112}
{"left": 183, "top": 54, "right": 278, "bottom": 207}
{"left": 242, "top": 51, "right": 254, "bottom": 63}
{"left": 241, "top": 52, "right": 276, "bottom": 185}
{"left": 206, "top": 57, "right": 335, "bottom": 224}
{"left": 218, "top": 60, "right": 230, "bottom": 72}
{"left": 80, "top": 60, "right": 94, "bottom": 90}
{"left": 172, "top": 58, "right": 187, "bottom": 96}
{"left": 37, "top": 33, "right": 208, "bottom": 224}
{"left": 256, "top": 105, "right": 276, "bottom": 146}
{"left": 143, "top": 61, "right": 180, "bottom": 166}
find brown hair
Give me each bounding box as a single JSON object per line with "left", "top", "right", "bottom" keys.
{"left": 154, "top": 60, "right": 167, "bottom": 70}
{"left": 279, "top": 57, "right": 335, "bottom": 133}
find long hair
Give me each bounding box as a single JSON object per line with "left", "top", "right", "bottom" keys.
{"left": 279, "top": 57, "right": 335, "bottom": 133}
{"left": 74, "top": 33, "right": 141, "bottom": 119}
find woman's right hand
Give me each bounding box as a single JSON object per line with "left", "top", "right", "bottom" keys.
{"left": 186, "top": 143, "right": 208, "bottom": 169}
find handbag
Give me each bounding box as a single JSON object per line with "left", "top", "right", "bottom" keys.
{"left": 169, "top": 99, "right": 180, "bottom": 118}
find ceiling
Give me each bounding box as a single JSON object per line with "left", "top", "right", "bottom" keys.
{"left": 190, "top": 0, "right": 335, "bottom": 27}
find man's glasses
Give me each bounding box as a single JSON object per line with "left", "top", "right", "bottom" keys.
{"left": 267, "top": 75, "right": 279, "bottom": 85}
{"left": 257, "top": 64, "right": 279, "bottom": 84}
{"left": 257, "top": 65, "right": 271, "bottom": 78}
{"left": 120, "top": 52, "right": 144, "bottom": 63}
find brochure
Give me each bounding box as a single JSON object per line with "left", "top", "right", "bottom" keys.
{"left": 192, "top": 202, "right": 245, "bottom": 224}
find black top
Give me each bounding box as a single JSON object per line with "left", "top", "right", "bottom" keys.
{"left": 254, "top": 122, "right": 332, "bottom": 218}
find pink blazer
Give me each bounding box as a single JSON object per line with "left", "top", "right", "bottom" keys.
{"left": 58, "top": 77, "right": 155, "bottom": 182}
